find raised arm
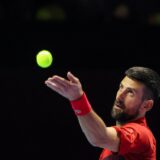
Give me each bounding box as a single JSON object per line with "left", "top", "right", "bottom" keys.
{"left": 45, "top": 72, "right": 120, "bottom": 152}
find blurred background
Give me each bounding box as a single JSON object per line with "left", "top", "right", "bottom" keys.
{"left": 0, "top": 0, "right": 160, "bottom": 158}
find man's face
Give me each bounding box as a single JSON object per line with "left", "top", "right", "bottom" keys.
{"left": 111, "top": 76, "right": 146, "bottom": 123}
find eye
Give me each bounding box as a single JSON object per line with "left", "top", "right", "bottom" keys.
{"left": 127, "top": 89, "right": 134, "bottom": 96}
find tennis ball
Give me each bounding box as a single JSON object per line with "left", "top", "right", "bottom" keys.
{"left": 36, "top": 50, "right": 53, "bottom": 68}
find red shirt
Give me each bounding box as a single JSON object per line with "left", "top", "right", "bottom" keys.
{"left": 99, "top": 117, "right": 156, "bottom": 160}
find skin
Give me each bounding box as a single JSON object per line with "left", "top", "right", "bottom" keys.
{"left": 45, "top": 72, "right": 153, "bottom": 152}
{"left": 111, "top": 76, "right": 153, "bottom": 125}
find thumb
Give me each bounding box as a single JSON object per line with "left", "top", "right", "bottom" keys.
{"left": 67, "top": 71, "right": 79, "bottom": 83}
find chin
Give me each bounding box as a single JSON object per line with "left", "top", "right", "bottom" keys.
{"left": 111, "top": 107, "right": 123, "bottom": 120}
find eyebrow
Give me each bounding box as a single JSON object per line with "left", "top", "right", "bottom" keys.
{"left": 120, "top": 83, "right": 138, "bottom": 93}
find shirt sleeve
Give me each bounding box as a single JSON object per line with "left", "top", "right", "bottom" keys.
{"left": 113, "top": 125, "right": 149, "bottom": 155}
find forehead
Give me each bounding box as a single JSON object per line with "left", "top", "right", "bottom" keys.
{"left": 121, "top": 76, "right": 145, "bottom": 91}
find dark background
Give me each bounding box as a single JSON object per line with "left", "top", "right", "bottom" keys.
{"left": 0, "top": 0, "right": 160, "bottom": 159}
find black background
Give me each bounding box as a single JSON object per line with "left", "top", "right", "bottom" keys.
{"left": 0, "top": 0, "right": 160, "bottom": 159}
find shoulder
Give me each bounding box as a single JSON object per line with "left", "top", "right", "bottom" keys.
{"left": 112, "top": 123, "right": 156, "bottom": 154}
{"left": 114, "top": 122, "right": 155, "bottom": 142}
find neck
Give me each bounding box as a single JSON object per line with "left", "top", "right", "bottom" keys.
{"left": 116, "top": 115, "right": 145, "bottom": 126}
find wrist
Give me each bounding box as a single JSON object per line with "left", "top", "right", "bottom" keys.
{"left": 70, "top": 92, "right": 92, "bottom": 116}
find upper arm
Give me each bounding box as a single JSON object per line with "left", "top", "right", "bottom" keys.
{"left": 98, "top": 127, "right": 120, "bottom": 152}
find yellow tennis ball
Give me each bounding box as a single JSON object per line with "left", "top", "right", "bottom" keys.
{"left": 36, "top": 50, "right": 53, "bottom": 68}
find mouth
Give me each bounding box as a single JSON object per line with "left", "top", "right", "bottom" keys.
{"left": 114, "top": 105, "right": 122, "bottom": 110}
{"left": 114, "top": 101, "right": 124, "bottom": 109}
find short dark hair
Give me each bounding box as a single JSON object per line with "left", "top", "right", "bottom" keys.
{"left": 125, "top": 66, "right": 160, "bottom": 102}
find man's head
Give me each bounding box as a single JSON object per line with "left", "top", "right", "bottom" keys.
{"left": 111, "top": 66, "right": 160, "bottom": 124}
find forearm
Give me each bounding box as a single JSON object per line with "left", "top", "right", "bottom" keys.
{"left": 71, "top": 93, "right": 113, "bottom": 148}
{"left": 70, "top": 93, "right": 119, "bottom": 151}
{"left": 77, "top": 110, "right": 108, "bottom": 148}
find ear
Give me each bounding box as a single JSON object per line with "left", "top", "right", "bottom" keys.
{"left": 143, "top": 100, "right": 154, "bottom": 112}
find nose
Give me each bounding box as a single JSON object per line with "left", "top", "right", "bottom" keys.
{"left": 117, "top": 89, "right": 126, "bottom": 101}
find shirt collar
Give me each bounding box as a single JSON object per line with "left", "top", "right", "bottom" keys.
{"left": 127, "top": 117, "right": 147, "bottom": 127}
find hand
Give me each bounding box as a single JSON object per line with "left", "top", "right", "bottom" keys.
{"left": 45, "top": 72, "right": 84, "bottom": 101}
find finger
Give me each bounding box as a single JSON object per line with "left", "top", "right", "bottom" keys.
{"left": 45, "top": 77, "right": 67, "bottom": 90}
{"left": 45, "top": 81, "right": 60, "bottom": 91}
{"left": 45, "top": 75, "right": 73, "bottom": 93}
{"left": 52, "top": 76, "right": 71, "bottom": 87}
{"left": 52, "top": 78, "right": 69, "bottom": 89}
{"left": 67, "top": 72, "right": 79, "bottom": 83}
{"left": 45, "top": 81, "right": 65, "bottom": 95}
